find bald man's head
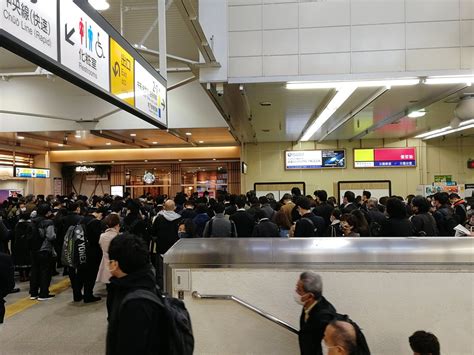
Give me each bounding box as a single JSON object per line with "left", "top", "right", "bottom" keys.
{"left": 164, "top": 199, "right": 176, "bottom": 211}
{"left": 324, "top": 320, "right": 357, "bottom": 355}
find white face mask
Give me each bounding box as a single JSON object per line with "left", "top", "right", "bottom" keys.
{"left": 321, "top": 342, "right": 329, "bottom": 355}
{"left": 293, "top": 292, "right": 305, "bottom": 306}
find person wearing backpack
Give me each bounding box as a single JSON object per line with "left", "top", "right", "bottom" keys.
{"left": 432, "top": 192, "right": 457, "bottom": 236}
{"left": 106, "top": 233, "right": 194, "bottom": 355}
{"left": 29, "top": 204, "right": 56, "bottom": 301}
{"left": 202, "top": 203, "right": 237, "bottom": 238}
{"left": 294, "top": 197, "right": 326, "bottom": 238}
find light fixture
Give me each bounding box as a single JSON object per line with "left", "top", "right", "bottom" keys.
{"left": 185, "top": 132, "right": 192, "bottom": 136}
{"left": 212, "top": 158, "right": 216, "bottom": 161}
{"left": 74, "top": 134, "right": 81, "bottom": 138}
{"left": 408, "top": 110, "right": 426, "bottom": 118}
{"left": 300, "top": 86, "right": 357, "bottom": 141}
{"left": 198, "top": 140, "right": 204, "bottom": 144}
{"left": 57, "top": 143, "right": 63, "bottom": 147}
{"left": 130, "top": 133, "right": 137, "bottom": 137}
{"left": 17, "top": 136, "right": 25, "bottom": 140}
{"left": 106, "top": 142, "right": 111, "bottom": 145}
{"left": 425, "top": 76, "right": 473, "bottom": 85}
{"left": 178, "top": 159, "right": 182, "bottom": 162}
{"left": 287, "top": 79, "right": 419, "bottom": 90}
{"left": 416, "top": 119, "right": 474, "bottom": 139}
{"left": 152, "top": 141, "right": 158, "bottom": 145}
{"left": 88, "top": 0, "right": 110, "bottom": 11}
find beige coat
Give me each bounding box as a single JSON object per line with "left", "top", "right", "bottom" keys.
{"left": 96, "top": 228, "right": 119, "bottom": 284}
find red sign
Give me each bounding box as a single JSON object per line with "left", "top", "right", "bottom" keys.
{"left": 374, "top": 148, "right": 416, "bottom": 162}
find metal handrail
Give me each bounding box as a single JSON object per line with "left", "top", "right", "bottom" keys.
{"left": 192, "top": 291, "right": 299, "bottom": 334}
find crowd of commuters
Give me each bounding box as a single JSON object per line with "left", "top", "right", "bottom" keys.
{"left": 0, "top": 188, "right": 467, "bottom": 354}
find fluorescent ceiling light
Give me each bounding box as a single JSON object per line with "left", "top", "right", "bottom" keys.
{"left": 130, "top": 133, "right": 137, "bottom": 137}
{"left": 408, "top": 110, "right": 426, "bottom": 118}
{"left": 416, "top": 119, "right": 474, "bottom": 139}
{"left": 286, "top": 79, "right": 419, "bottom": 90}
{"left": 185, "top": 132, "right": 192, "bottom": 136}
{"left": 198, "top": 140, "right": 204, "bottom": 144}
{"left": 106, "top": 142, "right": 111, "bottom": 145}
{"left": 89, "top": 0, "right": 110, "bottom": 11}
{"left": 17, "top": 136, "right": 25, "bottom": 140}
{"left": 152, "top": 141, "right": 158, "bottom": 145}
{"left": 74, "top": 134, "right": 81, "bottom": 138}
{"left": 300, "top": 86, "right": 357, "bottom": 141}
{"left": 425, "top": 76, "right": 473, "bottom": 85}
{"left": 423, "top": 123, "right": 474, "bottom": 140}
{"left": 57, "top": 144, "right": 63, "bottom": 147}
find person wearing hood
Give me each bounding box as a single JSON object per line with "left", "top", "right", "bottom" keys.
{"left": 152, "top": 200, "right": 182, "bottom": 288}
{"left": 106, "top": 234, "right": 167, "bottom": 354}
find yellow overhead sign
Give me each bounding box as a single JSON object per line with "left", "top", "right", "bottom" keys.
{"left": 110, "top": 38, "right": 134, "bottom": 105}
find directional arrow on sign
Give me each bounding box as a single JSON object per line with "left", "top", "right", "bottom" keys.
{"left": 113, "top": 62, "right": 120, "bottom": 77}
{"left": 65, "top": 24, "right": 75, "bottom": 46}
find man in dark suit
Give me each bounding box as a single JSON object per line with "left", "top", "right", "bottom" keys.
{"left": 294, "top": 197, "right": 327, "bottom": 237}
{"left": 229, "top": 195, "right": 255, "bottom": 237}
{"left": 341, "top": 191, "right": 358, "bottom": 214}
{"left": 295, "top": 272, "right": 337, "bottom": 355}
{"left": 0, "top": 252, "right": 15, "bottom": 324}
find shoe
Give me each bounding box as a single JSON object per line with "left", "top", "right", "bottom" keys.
{"left": 73, "top": 295, "right": 83, "bottom": 302}
{"left": 29, "top": 295, "right": 38, "bottom": 300}
{"left": 84, "top": 296, "right": 102, "bottom": 303}
{"left": 38, "top": 294, "right": 55, "bottom": 301}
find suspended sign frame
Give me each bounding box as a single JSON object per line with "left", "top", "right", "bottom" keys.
{"left": 353, "top": 148, "right": 417, "bottom": 168}
{"left": 284, "top": 150, "right": 346, "bottom": 170}
{"left": 0, "top": 0, "right": 167, "bottom": 129}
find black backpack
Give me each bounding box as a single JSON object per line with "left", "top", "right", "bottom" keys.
{"left": 120, "top": 287, "right": 194, "bottom": 355}
{"left": 61, "top": 221, "right": 87, "bottom": 268}
{"left": 438, "top": 208, "right": 457, "bottom": 236}
{"left": 28, "top": 219, "right": 46, "bottom": 252}
{"left": 369, "top": 221, "right": 382, "bottom": 237}
{"left": 300, "top": 217, "right": 317, "bottom": 237}
{"left": 16, "top": 219, "right": 34, "bottom": 250}
{"left": 207, "top": 218, "right": 237, "bottom": 238}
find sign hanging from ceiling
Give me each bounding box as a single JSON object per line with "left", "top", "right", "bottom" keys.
{"left": 0, "top": 0, "right": 58, "bottom": 60}
{"left": 110, "top": 38, "right": 134, "bottom": 106}
{"left": 59, "top": 0, "right": 110, "bottom": 91}
{"left": 0, "top": 0, "right": 167, "bottom": 129}
{"left": 285, "top": 150, "right": 346, "bottom": 170}
{"left": 135, "top": 61, "right": 167, "bottom": 126}
{"left": 354, "top": 148, "right": 416, "bottom": 168}
{"left": 15, "top": 167, "right": 50, "bottom": 178}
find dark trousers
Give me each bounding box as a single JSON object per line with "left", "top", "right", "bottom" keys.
{"left": 155, "top": 254, "right": 164, "bottom": 290}
{"left": 68, "top": 256, "right": 100, "bottom": 301}
{"left": 29, "top": 251, "right": 52, "bottom": 297}
{"left": 0, "top": 298, "right": 5, "bottom": 324}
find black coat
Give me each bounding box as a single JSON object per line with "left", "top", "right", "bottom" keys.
{"left": 411, "top": 213, "right": 438, "bottom": 236}
{"left": 152, "top": 215, "right": 181, "bottom": 255}
{"left": 379, "top": 217, "right": 414, "bottom": 237}
{"left": 229, "top": 210, "right": 255, "bottom": 238}
{"left": 106, "top": 267, "right": 167, "bottom": 355}
{"left": 0, "top": 252, "right": 15, "bottom": 298}
{"left": 295, "top": 213, "right": 327, "bottom": 238}
{"left": 313, "top": 203, "right": 334, "bottom": 228}
{"left": 299, "top": 296, "right": 337, "bottom": 355}
{"left": 342, "top": 203, "right": 358, "bottom": 214}
{"left": 251, "top": 219, "right": 279, "bottom": 237}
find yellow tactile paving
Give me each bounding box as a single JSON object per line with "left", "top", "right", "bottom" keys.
{"left": 5, "top": 278, "right": 71, "bottom": 319}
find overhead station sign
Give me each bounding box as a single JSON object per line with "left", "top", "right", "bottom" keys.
{"left": 285, "top": 150, "right": 346, "bottom": 170}
{"left": 1, "top": 0, "right": 58, "bottom": 60}
{"left": 60, "top": 0, "right": 110, "bottom": 91}
{"left": 15, "top": 167, "right": 50, "bottom": 178}
{"left": 354, "top": 148, "right": 416, "bottom": 168}
{"left": 0, "top": 0, "right": 167, "bottom": 128}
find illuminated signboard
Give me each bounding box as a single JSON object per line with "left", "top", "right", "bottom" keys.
{"left": 15, "top": 168, "right": 50, "bottom": 178}
{"left": 354, "top": 148, "right": 416, "bottom": 168}
{"left": 0, "top": 0, "right": 167, "bottom": 129}
{"left": 285, "top": 150, "right": 346, "bottom": 170}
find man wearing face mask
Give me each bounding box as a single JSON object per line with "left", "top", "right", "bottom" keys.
{"left": 295, "top": 272, "right": 337, "bottom": 355}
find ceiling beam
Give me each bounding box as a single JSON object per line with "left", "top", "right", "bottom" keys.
{"left": 17, "top": 132, "right": 91, "bottom": 149}
{"left": 297, "top": 90, "right": 336, "bottom": 142}
{"left": 167, "top": 129, "right": 198, "bottom": 147}
{"left": 349, "top": 84, "right": 469, "bottom": 141}
{"left": 90, "top": 130, "right": 150, "bottom": 148}
{"left": 0, "top": 140, "right": 48, "bottom": 154}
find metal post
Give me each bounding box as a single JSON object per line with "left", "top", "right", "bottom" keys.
{"left": 158, "top": 0, "right": 167, "bottom": 80}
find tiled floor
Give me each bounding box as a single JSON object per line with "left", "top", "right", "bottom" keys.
{"left": 0, "top": 275, "right": 107, "bottom": 355}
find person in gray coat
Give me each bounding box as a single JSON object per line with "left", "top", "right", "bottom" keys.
{"left": 203, "top": 203, "right": 237, "bottom": 238}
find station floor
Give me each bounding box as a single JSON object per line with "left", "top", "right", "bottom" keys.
{"left": 0, "top": 274, "right": 107, "bottom": 355}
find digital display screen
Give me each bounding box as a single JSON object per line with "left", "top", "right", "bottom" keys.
{"left": 354, "top": 148, "right": 416, "bottom": 168}
{"left": 285, "top": 150, "right": 345, "bottom": 169}
{"left": 111, "top": 185, "right": 124, "bottom": 197}
{"left": 15, "top": 168, "right": 50, "bottom": 179}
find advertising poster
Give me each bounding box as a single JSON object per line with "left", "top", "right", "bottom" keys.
{"left": 1, "top": 0, "right": 58, "bottom": 60}
{"left": 285, "top": 150, "right": 346, "bottom": 169}
{"left": 60, "top": 0, "right": 110, "bottom": 91}
{"left": 354, "top": 148, "right": 416, "bottom": 168}
{"left": 134, "top": 61, "right": 166, "bottom": 125}
{"left": 110, "top": 38, "right": 134, "bottom": 105}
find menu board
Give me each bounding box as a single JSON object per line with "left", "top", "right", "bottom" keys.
{"left": 15, "top": 167, "right": 50, "bottom": 178}
{"left": 354, "top": 148, "right": 416, "bottom": 168}
{"left": 285, "top": 150, "right": 346, "bottom": 170}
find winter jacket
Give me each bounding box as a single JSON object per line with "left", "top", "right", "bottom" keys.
{"left": 97, "top": 228, "right": 119, "bottom": 284}
{"left": 192, "top": 213, "right": 210, "bottom": 238}
{"left": 106, "top": 267, "right": 167, "bottom": 355}
{"left": 32, "top": 216, "right": 56, "bottom": 254}
{"left": 229, "top": 209, "right": 255, "bottom": 238}
{"left": 411, "top": 213, "right": 438, "bottom": 236}
{"left": 379, "top": 217, "right": 414, "bottom": 237}
{"left": 252, "top": 219, "right": 279, "bottom": 237}
{"left": 294, "top": 213, "right": 326, "bottom": 238}
{"left": 152, "top": 211, "right": 182, "bottom": 255}
{"left": 0, "top": 252, "right": 15, "bottom": 298}
{"left": 203, "top": 213, "right": 237, "bottom": 238}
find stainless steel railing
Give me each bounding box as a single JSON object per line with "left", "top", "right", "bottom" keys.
{"left": 192, "top": 291, "right": 299, "bottom": 334}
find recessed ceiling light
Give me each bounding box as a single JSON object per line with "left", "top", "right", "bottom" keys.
{"left": 408, "top": 110, "right": 426, "bottom": 118}
{"left": 179, "top": 159, "right": 182, "bottom": 162}
{"left": 57, "top": 143, "right": 63, "bottom": 147}
{"left": 144, "top": 160, "right": 148, "bottom": 162}
{"left": 199, "top": 140, "right": 204, "bottom": 144}
{"left": 111, "top": 161, "right": 115, "bottom": 164}
{"left": 89, "top": 0, "right": 110, "bottom": 11}
{"left": 152, "top": 141, "right": 158, "bottom": 145}
{"left": 75, "top": 134, "right": 81, "bottom": 138}
{"left": 106, "top": 142, "right": 112, "bottom": 145}
{"left": 213, "top": 158, "right": 216, "bottom": 161}
{"left": 17, "top": 136, "right": 25, "bottom": 140}
{"left": 185, "top": 132, "right": 192, "bottom": 136}
{"left": 130, "top": 133, "right": 137, "bottom": 137}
